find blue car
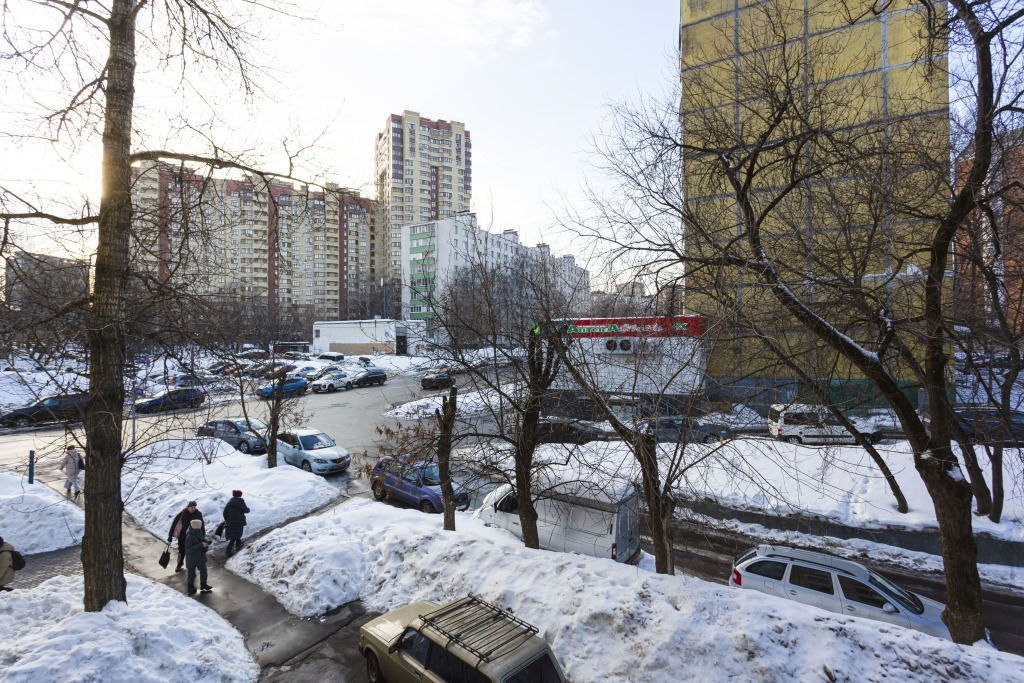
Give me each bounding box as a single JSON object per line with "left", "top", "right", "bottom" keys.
{"left": 258, "top": 377, "right": 308, "bottom": 399}
{"left": 134, "top": 387, "right": 206, "bottom": 414}
{"left": 370, "top": 456, "right": 471, "bottom": 513}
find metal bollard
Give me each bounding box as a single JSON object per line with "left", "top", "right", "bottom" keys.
{"left": 28, "top": 449, "right": 35, "bottom": 484}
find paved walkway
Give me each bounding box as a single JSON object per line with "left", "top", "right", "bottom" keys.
{"left": 12, "top": 476, "right": 370, "bottom": 679}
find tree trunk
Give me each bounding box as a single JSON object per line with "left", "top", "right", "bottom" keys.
{"left": 83, "top": 0, "right": 136, "bottom": 611}
{"left": 958, "top": 442, "right": 993, "bottom": 515}
{"left": 918, "top": 458, "right": 985, "bottom": 644}
{"left": 435, "top": 386, "right": 458, "bottom": 531}
{"left": 988, "top": 445, "right": 1004, "bottom": 524}
{"left": 862, "top": 442, "right": 909, "bottom": 514}
{"left": 635, "top": 435, "right": 673, "bottom": 574}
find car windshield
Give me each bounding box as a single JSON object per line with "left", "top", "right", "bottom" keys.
{"left": 234, "top": 419, "right": 267, "bottom": 433}
{"left": 299, "top": 433, "right": 335, "bottom": 450}
{"left": 419, "top": 463, "right": 441, "bottom": 486}
{"left": 868, "top": 571, "right": 924, "bottom": 614}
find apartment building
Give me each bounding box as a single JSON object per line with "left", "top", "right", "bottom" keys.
{"left": 375, "top": 111, "right": 473, "bottom": 279}
{"left": 399, "top": 215, "right": 589, "bottom": 326}
{"left": 338, "top": 193, "right": 385, "bottom": 319}
{"left": 131, "top": 161, "right": 347, "bottom": 322}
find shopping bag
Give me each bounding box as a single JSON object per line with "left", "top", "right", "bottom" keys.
{"left": 158, "top": 543, "right": 171, "bottom": 569}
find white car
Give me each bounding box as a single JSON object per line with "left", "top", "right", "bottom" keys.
{"left": 730, "top": 545, "right": 950, "bottom": 640}
{"left": 275, "top": 428, "right": 350, "bottom": 475}
{"left": 310, "top": 370, "right": 349, "bottom": 393}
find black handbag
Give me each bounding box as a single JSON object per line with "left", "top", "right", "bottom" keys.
{"left": 158, "top": 543, "right": 171, "bottom": 569}
{"left": 215, "top": 521, "right": 225, "bottom": 537}
{"left": 78, "top": 457, "right": 86, "bottom": 471}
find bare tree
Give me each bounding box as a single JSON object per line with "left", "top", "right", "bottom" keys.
{"left": 564, "top": 0, "right": 1023, "bottom": 644}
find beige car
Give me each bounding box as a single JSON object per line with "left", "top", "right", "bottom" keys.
{"left": 358, "top": 595, "right": 566, "bottom": 683}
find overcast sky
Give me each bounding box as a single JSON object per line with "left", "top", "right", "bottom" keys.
{"left": 1, "top": 1, "right": 680, "bottom": 256}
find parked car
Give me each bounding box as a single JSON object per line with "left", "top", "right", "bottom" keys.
{"left": 306, "top": 364, "right": 344, "bottom": 382}
{"left": 276, "top": 429, "right": 350, "bottom": 475}
{"left": 196, "top": 417, "right": 267, "bottom": 453}
{"left": 237, "top": 349, "right": 268, "bottom": 360}
{"left": 316, "top": 351, "right": 345, "bottom": 363}
{"left": 0, "top": 393, "right": 89, "bottom": 428}
{"left": 134, "top": 387, "right": 206, "bottom": 414}
{"left": 263, "top": 363, "right": 297, "bottom": 379}
{"left": 925, "top": 405, "right": 1024, "bottom": 446}
{"left": 206, "top": 361, "right": 237, "bottom": 376}
{"left": 258, "top": 377, "right": 308, "bottom": 399}
{"left": 371, "top": 456, "right": 470, "bottom": 513}
{"left": 284, "top": 364, "right": 321, "bottom": 381}
{"left": 344, "top": 367, "right": 387, "bottom": 389}
{"left": 281, "top": 351, "right": 309, "bottom": 360}
{"left": 639, "top": 416, "right": 733, "bottom": 443}
{"left": 480, "top": 480, "right": 641, "bottom": 564}
{"left": 730, "top": 545, "right": 950, "bottom": 640}
{"left": 359, "top": 595, "right": 566, "bottom": 683}
{"left": 420, "top": 370, "right": 456, "bottom": 390}
{"left": 310, "top": 370, "right": 349, "bottom": 393}
{"left": 768, "top": 403, "right": 883, "bottom": 445}
{"left": 536, "top": 417, "right": 610, "bottom": 444}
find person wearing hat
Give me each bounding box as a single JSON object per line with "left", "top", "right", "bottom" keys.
{"left": 60, "top": 445, "right": 83, "bottom": 499}
{"left": 167, "top": 501, "right": 204, "bottom": 572}
{"left": 184, "top": 519, "right": 212, "bottom": 595}
{"left": 222, "top": 490, "right": 250, "bottom": 557}
{"left": 0, "top": 535, "right": 16, "bottom": 591}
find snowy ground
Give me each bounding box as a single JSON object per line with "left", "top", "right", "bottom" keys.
{"left": 0, "top": 371, "right": 87, "bottom": 411}
{"left": 0, "top": 574, "right": 258, "bottom": 682}
{"left": 385, "top": 384, "right": 501, "bottom": 419}
{"left": 227, "top": 499, "right": 1023, "bottom": 682}
{"left": 0, "top": 472, "right": 84, "bottom": 553}
{"left": 121, "top": 439, "right": 340, "bottom": 540}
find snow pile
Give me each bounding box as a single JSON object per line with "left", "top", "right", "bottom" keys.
{"left": 0, "top": 472, "right": 84, "bottom": 553}
{"left": 365, "top": 354, "right": 432, "bottom": 376}
{"left": 0, "top": 574, "right": 258, "bottom": 682}
{"left": 122, "top": 439, "right": 339, "bottom": 538}
{"left": 228, "top": 500, "right": 1023, "bottom": 682}
{"left": 386, "top": 385, "right": 501, "bottom": 419}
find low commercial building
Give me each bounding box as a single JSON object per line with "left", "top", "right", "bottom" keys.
{"left": 312, "top": 318, "right": 428, "bottom": 356}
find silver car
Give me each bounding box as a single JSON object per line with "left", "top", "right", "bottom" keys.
{"left": 196, "top": 417, "right": 267, "bottom": 453}
{"left": 275, "top": 428, "right": 350, "bottom": 475}
{"left": 730, "top": 545, "right": 950, "bottom": 640}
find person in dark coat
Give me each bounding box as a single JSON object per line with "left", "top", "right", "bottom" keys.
{"left": 167, "top": 501, "right": 204, "bottom": 572}
{"left": 222, "top": 490, "right": 250, "bottom": 557}
{"left": 184, "top": 519, "right": 213, "bottom": 595}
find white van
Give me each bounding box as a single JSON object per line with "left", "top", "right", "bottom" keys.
{"left": 768, "top": 403, "right": 881, "bottom": 445}
{"left": 478, "top": 481, "right": 642, "bottom": 564}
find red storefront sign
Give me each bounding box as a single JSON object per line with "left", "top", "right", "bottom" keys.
{"left": 560, "top": 316, "right": 703, "bottom": 338}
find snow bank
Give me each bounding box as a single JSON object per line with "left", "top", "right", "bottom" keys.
{"left": 385, "top": 385, "right": 499, "bottom": 419}
{"left": 0, "top": 574, "right": 258, "bottom": 682}
{"left": 0, "top": 472, "right": 84, "bottom": 553}
{"left": 229, "top": 499, "right": 1023, "bottom": 682}
{"left": 366, "top": 354, "right": 432, "bottom": 376}
{"left": 122, "top": 439, "right": 339, "bottom": 539}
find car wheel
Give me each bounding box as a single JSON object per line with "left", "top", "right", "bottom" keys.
{"left": 365, "top": 651, "right": 383, "bottom": 683}
{"left": 327, "top": 383, "right": 335, "bottom": 393}
{"left": 14, "top": 417, "right": 31, "bottom": 428}
{"left": 870, "top": 432, "right": 884, "bottom": 445}
{"left": 301, "top": 461, "right": 312, "bottom": 472}
{"left": 703, "top": 433, "right": 720, "bottom": 444}
{"left": 783, "top": 435, "right": 801, "bottom": 444}
{"left": 346, "top": 381, "right": 353, "bottom": 390}
{"left": 419, "top": 500, "right": 435, "bottom": 514}
{"left": 372, "top": 480, "right": 387, "bottom": 501}
{"left": 237, "top": 441, "right": 251, "bottom": 454}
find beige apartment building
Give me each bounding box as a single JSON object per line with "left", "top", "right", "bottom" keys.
{"left": 131, "top": 161, "right": 360, "bottom": 323}
{"left": 375, "top": 110, "right": 473, "bottom": 279}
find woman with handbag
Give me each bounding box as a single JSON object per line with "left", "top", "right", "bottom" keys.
{"left": 61, "top": 445, "right": 83, "bottom": 499}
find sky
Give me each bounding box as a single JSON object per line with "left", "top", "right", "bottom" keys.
{"left": 1, "top": 1, "right": 682, "bottom": 258}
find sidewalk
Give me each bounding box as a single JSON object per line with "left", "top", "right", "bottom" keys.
{"left": 16, "top": 475, "right": 367, "bottom": 674}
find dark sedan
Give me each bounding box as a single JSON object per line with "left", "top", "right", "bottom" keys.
{"left": 420, "top": 370, "right": 456, "bottom": 390}
{"left": 639, "top": 416, "right": 733, "bottom": 444}
{"left": 0, "top": 393, "right": 88, "bottom": 428}
{"left": 536, "top": 418, "right": 611, "bottom": 444}
{"left": 344, "top": 367, "right": 387, "bottom": 389}
{"left": 134, "top": 387, "right": 206, "bottom": 414}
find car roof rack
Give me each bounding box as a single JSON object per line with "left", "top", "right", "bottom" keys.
{"left": 419, "top": 595, "right": 538, "bottom": 665}
{"left": 758, "top": 544, "right": 868, "bottom": 579}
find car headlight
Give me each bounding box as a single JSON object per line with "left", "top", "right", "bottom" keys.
{"left": 313, "top": 458, "right": 328, "bottom": 464}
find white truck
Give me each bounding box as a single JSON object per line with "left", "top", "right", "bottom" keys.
{"left": 478, "top": 478, "right": 642, "bottom": 564}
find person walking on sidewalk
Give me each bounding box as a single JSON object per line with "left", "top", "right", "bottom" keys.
{"left": 61, "top": 445, "right": 83, "bottom": 499}
{"left": 167, "top": 501, "right": 204, "bottom": 572}
{"left": 184, "top": 519, "right": 213, "bottom": 596}
{"left": 0, "top": 535, "right": 17, "bottom": 592}
{"left": 222, "top": 490, "right": 250, "bottom": 557}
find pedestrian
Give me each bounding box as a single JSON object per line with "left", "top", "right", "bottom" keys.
{"left": 0, "top": 535, "right": 17, "bottom": 591}
{"left": 167, "top": 501, "right": 204, "bottom": 572}
{"left": 222, "top": 490, "right": 250, "bottom": 557}
{"left": 184, "top": 519, "right": 213, "bottom": 596}
{"left": 61, "top": 445, "right": 83, "bottom": 499}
